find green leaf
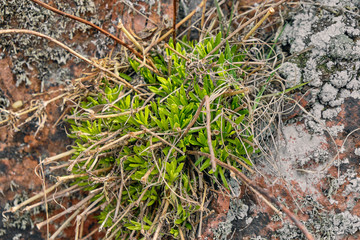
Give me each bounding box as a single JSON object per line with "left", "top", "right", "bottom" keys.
{"left": 214, "top": 31, "right": 222, "bottom": 47}
{"left": 234, "top": 114, "right": 245, "bottom": 125}
{"left": 119, "top": 72, "right": 132, "bottom": 81}
{"left": 218, "top": 167, "right": 229, "bottom": 188}
{"left": 200, "top": 158, "right": 211, "bottom": 171}
{"left": 206, "top": 41, "right": 213, "bottom": 53}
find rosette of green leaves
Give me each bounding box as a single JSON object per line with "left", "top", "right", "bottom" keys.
{"left": 67, "top": 32, "right": 255, "bottom": 239}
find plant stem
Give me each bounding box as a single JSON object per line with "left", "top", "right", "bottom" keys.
{"left": 204, "top": 96, "right": 217, "bottom": 172}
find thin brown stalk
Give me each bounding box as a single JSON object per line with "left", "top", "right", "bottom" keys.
{"left": 38, "top": 164, "right": 50, "bottom": 240}
{"left": 49, "top": 208, "right": 82, "bottom": 240}
{"left": 140, "top": 165, "right": 156, "bottom": 184}
{"left": 172, "top": 0, "right": 177, "bottom": 44}
{"left": 179, "top": 227, "right": 185, "bottom": 240}
{"left": 152, "top": 199, "right": 170, "bottom": 240}
{"left": 247, "top": 184, "right": 280, "bottom": 214}
{"left": 156, "top": 0, "right": 207, "bottom": 44}
{"left": 58, "top": 166, "right": 112, "bottom": 181}
{"left": 228, "top": 154, "right": 254, "bottom": 174}
{"left": 91, "top": 129, "right": 146, "bottom": 153}
{"left": 106, "top": 186, "right": 151, "bottom": 238}
{"left": 117, "top": 19, "right": 143, "bottom": 52}
{"left": 75, "top": 214, "right": 82, "bottom": 240}
{"left": 114, "top": 163, "right": 125, "bottom": 219}
{"left": 50, "top": 160, "right": 77, "bottom": 173}
{"left": 68, "top": 130, "right": 145, "bottom": 171}
{"left": 79, "top": 226, "right": 99, "bottom": 240}
{"left": 204, "top": 96, "right": 217, "bottom": 172}
{"left": 0, "top": 92, "right": 69, "bottom": 125}
{"left": 141, "top": 126, "right": 185, "bottom": 155}
{"left": 79, "top": 218, "right": 85, "bottom": 240}
{"left": 186, "top": 150, "right": 315, "bottom": 240}
{"left": 29, "top": 0, "right": 147, "bottom": 63}
{"left": 132, "top": 56, "right": 159, "bottom": 74}
{"left": 79, "top": 195, "right": 105, "bottom": 219}
{"left": 0, "top": 29, "right": 141, "bottom": 94}
{"left": 197, "top": 184, "right": 207, "bottom": 238}
{"left": 204, "top": 0, "right": 287, "bottom": 59}
{"left": 24, "top": 185, "right": 83, "bottom": 211}
{"left": 181, "top": 97, "right": 206, "bottom": 138}
{"left": 43, "top": 149, "right": 76, "bottom": 165}
{"left": 8, "top": 181, "right": 64, "bottom": 213}
{"left": 222, "top": 88, "right": 250, "bottom": 97}
{"left": 37, "top": 189, "right": 101, "bottom": 229}
{"left": 66, "top": 105, "right": 147, "bottom": 120}
{"left": 201, "top": 0, "right": 208, "bottom": 29}
{"left": 243, "top": 7, "right": 275, "bottom": 41}
{"left": 148, "top": 200, "right": 165, "bottom": 234}
{"left": 100, "top": 209, "right": 116, "bottom": 232}
{"left": 164, "top": 43, "right": 190, "bottom": 61}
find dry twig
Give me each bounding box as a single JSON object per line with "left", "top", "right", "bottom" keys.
{"left": 204, "top": 96, "right": 217, "bottom": 172}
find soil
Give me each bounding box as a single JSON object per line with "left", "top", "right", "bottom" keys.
{"left": 1, "top": 0, "right": 360, "bottom": 240}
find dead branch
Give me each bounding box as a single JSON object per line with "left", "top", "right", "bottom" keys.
{"left": 204, "top": 96, "right": 217, "bottom": 172}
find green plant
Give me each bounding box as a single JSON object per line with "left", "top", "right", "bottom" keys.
{"left": 66, "top": 33, "right": 257, "bottom": 239}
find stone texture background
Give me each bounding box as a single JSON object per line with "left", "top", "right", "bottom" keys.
{"left": 0, "top": 0, "right": 173, "bottom": 239}
{"left": 1, "top": 0, "right": 360, "bottom": 240}
{"left": 200, "top": 0, "right": 360, "bottom": 239}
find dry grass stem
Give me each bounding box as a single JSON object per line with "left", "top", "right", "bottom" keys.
{"left": 204, "top": 96, "right": 217, "bottom": 172}
{"left": 243, "top": 7, "right": 275, "bottom": 41}
{"left": 164, "top": 43, "right": 190, "bottom": 61}
{"left": 8, "top": 181, "right": 65, "bottom": 213}
{"left": 29, "top": 0, "right": 153, "bottom": 67}
{"left": 156, "top": 0, "right": 207, "bottom": 44}
{"left": 43, "top": 149, "right": 77, "bottom": 165}
{"left": 37, "top": 188, "right": 102, "bottom": 230}
{"left": 58, "top": 166, "right": 112, "bottom": 181}
{"left": 204, "top": 0, "right": 287, "bottom": 59}
{"left": 141, "top": 126, "right": 185, "bottom": 155}
{"left": 49, "top": 208, "right": 82, "bottom": 240}
{"left": 152, "top": 199, "right": 170, "bottom": 240}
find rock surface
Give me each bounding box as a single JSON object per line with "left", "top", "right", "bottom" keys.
{"left": 0, "top": 0, "right": 172, "bottom": 239}
{"left": 2, "top": 0, "right": 360, "bottom": 239}
{"left": 202, "top": 0, "right": 360, "bottom": 239}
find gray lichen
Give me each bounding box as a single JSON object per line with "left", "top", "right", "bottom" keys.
{"left": 275, "top": 196, "right": 360, "bottom": 240}
{"left": 0, "top": 192, "right": 44, "bottom": 238}
{"left": 0, "top": 89, "right": 10, "bottom": 121}
{"left": 280, "top": 0, "right": 360, "bottom": 134}
{"left": 212, "top": 199, "right": 251, "bottom": 240}
{"left": 0, "top": 0, "right": 112, "bottom": 88}
{"left": 279, "top": 62, "right": 302, "bottom": 88}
